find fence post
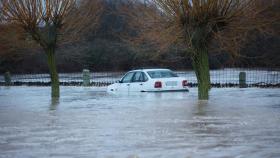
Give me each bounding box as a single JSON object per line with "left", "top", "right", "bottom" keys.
{"left": 239, "top": 72, "right": 247, "bottom": 88}
{"left": 4, "top": 71, "right": 11, "bottom": 86}
{"left": 83, "top": 69, "right": 90, "bottom": 86}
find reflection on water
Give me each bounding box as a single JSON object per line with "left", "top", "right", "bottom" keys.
{"left": 49, "top": 97, "right": 60, "bottom": 111}
{"left": 0, "top": 86, "right": 280, "bottom": 158}
{"left": 194, "top": 100, "right": 208, "bottom": 116}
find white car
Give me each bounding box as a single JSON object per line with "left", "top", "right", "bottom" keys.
{"left": 107, "top": 69, "right": 189, "bottom": 92}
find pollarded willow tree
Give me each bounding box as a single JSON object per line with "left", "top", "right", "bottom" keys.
{"left": 2, "top": 0, "right": 103, "bottom": 97}
{"left": 124, "top": 0, "right": 278, "bottom": 100}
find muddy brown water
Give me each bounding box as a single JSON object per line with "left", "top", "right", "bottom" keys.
{"left": 0, "top": 87, "right": 280, "bottom": 158}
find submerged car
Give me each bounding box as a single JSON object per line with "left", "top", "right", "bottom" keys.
{"left": 107, "top": 69, "right": 189, "bottom": 92}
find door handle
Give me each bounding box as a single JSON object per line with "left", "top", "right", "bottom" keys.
{"left": 140, "top": 83, "right": 143, "bottom": 86}
{"left": 127, "top": 84, "right": 130, "bottom": 86}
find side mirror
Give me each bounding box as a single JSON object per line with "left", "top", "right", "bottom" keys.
{"left": 118, "top": 80, "right": 122, "bottom": 83}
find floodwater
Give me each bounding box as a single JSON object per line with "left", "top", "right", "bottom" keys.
{"left": 0, "top": 87, "right": 280, "bottom": 158}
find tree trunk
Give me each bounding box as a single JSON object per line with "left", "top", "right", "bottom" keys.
{"left": 46, "top": 47, "right": 60, "bottom": 98}
{"left": 192, "top": 47, "right": 211, "bottom": 100}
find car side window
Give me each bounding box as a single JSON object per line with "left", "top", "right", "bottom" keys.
{"left": 142, "top": 72, "right": 148, "bottom": 82}
{"left": 121, "top": 72, "right": 134, "bottom": 83}
{"left": 132, "top": 72, "right": 149, "bottom": 82}
{"left": 132, "top": 72, "right": 142, "bottom": 82}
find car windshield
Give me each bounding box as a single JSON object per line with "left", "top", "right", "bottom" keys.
{"left": 147, "top": 70, "right": 178, "bottom": 78}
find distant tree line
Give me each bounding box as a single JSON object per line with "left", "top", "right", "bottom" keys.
{"left": 0, "top": 0, "right": 279, "bottom": 74}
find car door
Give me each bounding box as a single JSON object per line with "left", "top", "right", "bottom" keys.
{"left": 130, "top": 71, "right": 148, "bottom": 92}
{"left": 117, "top": 72, "right": 135, "bottom": 92}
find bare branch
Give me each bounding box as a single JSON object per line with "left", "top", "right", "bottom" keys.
{"left": 2, "top": 0, "right": 103, "bottom": 50}
{"left": 123, "top": 0, "right": 279, "bottom": 56}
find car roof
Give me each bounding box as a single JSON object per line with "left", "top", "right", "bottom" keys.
{"left": 130, "top": 68, "right": 171, "bottom": 72}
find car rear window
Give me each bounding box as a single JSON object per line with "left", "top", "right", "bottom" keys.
{"left": 147, "top": 70, "right": 178, "bottom": 78}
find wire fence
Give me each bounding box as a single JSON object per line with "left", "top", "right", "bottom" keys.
{"left": 0, "top": 68, "right": 279, "bottom": 87}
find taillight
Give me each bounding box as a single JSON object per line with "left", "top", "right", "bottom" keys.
{"left": 182, "top": 80, "right": 188, "bottom": 87}
{"left": 154, "top": 81, "right": 162, "bottom": 88}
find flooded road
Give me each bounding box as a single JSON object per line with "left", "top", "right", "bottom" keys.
{"left": 0, "top": 87, "right": 280, "bottom": 158}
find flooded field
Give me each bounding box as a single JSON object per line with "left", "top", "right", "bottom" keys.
{"left": 0, "top": 86, "right": 280, "bottom": 158}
